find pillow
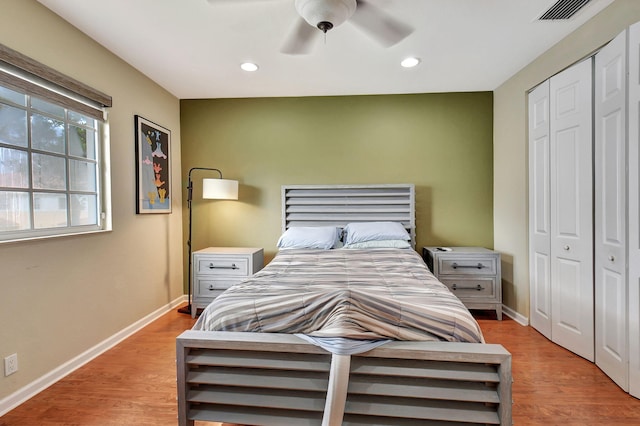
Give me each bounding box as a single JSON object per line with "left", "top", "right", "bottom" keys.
{"left": 277, "top": 226, "right": 341, "bottom": 250}
{"left": 343, "top": 239, "right": 411, "bottom": 249}
{"left": 343, "top": 221, "right": 411, "bottom": 245}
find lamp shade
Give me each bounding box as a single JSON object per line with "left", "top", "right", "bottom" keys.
{"left": 202, "top": 178, "right": 238, "bottom": 200}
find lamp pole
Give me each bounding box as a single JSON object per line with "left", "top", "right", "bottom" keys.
{"left": 178, "top": 167, "right": 223, "bottom": 316}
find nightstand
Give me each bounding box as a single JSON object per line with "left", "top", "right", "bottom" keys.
{"left": 191, "top": 247, "right": 264, "bottom": 318}
{"left": 423, "top": 247, "right": 502, "bottom": 320}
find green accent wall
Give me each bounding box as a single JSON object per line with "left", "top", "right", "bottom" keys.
{"left": 180, "top": 92, "right": 493, "bottom": 265}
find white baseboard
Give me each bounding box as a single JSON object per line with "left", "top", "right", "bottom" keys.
{"left": 502, "top": 304, "right": 529, "bottom": 326}
{"left": 0, "top": 295, "right": 188, "bottom": 417}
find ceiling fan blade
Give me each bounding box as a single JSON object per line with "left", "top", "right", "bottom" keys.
{"left": 281, "top": 17, "right": 318, "bottom": 55}
{"left": 350, "top": 0, "right": 413, "bottom": 48}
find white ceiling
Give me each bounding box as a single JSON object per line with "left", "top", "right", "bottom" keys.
{"left": 37, "top": 0, "right": 614, "bottom": 99}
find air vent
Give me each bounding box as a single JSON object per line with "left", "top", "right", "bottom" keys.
{"left": 538, "top": 0, "right": 592, "bottom": 20}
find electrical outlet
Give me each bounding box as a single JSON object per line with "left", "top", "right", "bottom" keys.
{"left": 4, "top": 353, "right": 18, "bottom": 376}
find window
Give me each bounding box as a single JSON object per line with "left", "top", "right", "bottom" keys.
{"left": 0, "top": 44, "right": 111, "bottom": 242}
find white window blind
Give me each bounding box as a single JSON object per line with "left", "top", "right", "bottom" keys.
{"left": 0, "top": 43, "right": 111, "bottom": 121}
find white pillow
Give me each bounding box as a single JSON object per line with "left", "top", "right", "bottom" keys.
{"left": 343, "top": 222, "right": 410, "bottom": 245}
{"left": 343, "top": 239, "right": 411, "bottom": 249}
{"left": 277, "top": 226, "right": 340, "bottom": 250}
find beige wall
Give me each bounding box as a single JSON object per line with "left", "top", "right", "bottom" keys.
{"left": 180, "top": 92, "right": 495, "bottom": 264}
{"left": 0, "top": 0, "right": 183, "bottom": 399}
{"left": 494, "top": 0, "right": 640, "bottom": 317}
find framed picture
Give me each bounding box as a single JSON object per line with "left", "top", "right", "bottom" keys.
{"left": 135, "top": 115, "right": 172, "bottom": 214}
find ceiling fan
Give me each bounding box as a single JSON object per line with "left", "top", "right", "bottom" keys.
{"left": 207, "top": 0, "right": 413, "bottom": 55}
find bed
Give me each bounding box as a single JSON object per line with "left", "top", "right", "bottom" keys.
{"left": 176, "top": 184, "right": 512, "bottom": 426}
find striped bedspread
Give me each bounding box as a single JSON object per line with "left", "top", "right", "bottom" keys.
{"left": 193, "top": 248, "right": 484, "bottom": 343}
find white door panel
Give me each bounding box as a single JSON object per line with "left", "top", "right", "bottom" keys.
{"left": 549, "top": 58, "right": 594, "bottom": 362}
{"left": 554, "top": 127, "right": 582, "bottom": 237}
{"left": 600, "top": 269, "right": 626, "bottom": 361}
{"left": 532, "top": 137, "right": 550, "bottom": 235}
{"left": 554, "top": 257, "right": 582, "bottom": 332}
{"left": 628, "top": 21, "right": 640, "bottom": 399}
{"left": 595, "top": 29, "right": 628, "bottom": 390}
{"left": 531, "top": 251, "right": 552, "bottom": 329}
{"left": 529, "top": 80, "right": 552, "bottom": 338}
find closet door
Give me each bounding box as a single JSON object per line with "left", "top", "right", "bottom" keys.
{"left": 528, "top": 80, "right": 552, "bottom": 339}
{"left": 629, "top": 21, "right": 640, "bottom": 400}
{"left": 595, "top": 29, "right": 628, "bottom": 390}
{"left": 549, "top": 59, "right": 594, "bottom": 362}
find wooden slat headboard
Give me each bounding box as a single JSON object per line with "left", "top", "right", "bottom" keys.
{"left": 282, "top": 184, "right": 416, "bottom": 248}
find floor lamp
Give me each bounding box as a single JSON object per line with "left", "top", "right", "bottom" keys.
{"left": 178, "top": 167, "right": 238, "bottom": 316}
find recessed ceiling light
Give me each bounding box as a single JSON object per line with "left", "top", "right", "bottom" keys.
{"left": 240, "top": 62, "right": 259, "bottom": 72}
{"left": 401, "top": 57, "right": 421, "bottom": 68}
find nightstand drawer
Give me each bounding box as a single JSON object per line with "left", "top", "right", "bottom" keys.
{"left": 440, "top": 278, "right": 497, "bottom": 300}
{"left": 439, "top": 257, "right": 497, "bottom": 275}
{"left": 196, "top": 277, "right": 243, "bottom": 296}
{"left": 196, "top": 257, "right": 249, "bottom": 276}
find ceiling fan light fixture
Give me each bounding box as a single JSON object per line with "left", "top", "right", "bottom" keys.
{"left": 401, "top": 57, "right": 421, "bottom": 68}
{"left": 317, "top": 21, "right": 334, "bottom": 33}
{"left": 240, "top": 62, "right": 259, "bottom": 72}
{"left": 295, "top": 0, "right": 357, "bottom": 32}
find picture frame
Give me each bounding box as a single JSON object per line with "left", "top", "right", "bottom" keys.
{"left": 134, "top": 115, "right": 172, "bottom": 214}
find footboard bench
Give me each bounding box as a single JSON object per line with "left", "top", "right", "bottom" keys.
{"left": 177, "top": 330, "right": 512, "bottom": 426}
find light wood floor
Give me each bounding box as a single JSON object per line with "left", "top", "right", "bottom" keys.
{"left": 1, "top": 306, "right": 639, "bottom": 425}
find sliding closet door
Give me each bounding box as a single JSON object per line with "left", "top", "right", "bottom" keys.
{"left": 528, "top": 80, "right": 552, "bottom": 339}
{"left": 595, "top": 29, "right": 628, "bottom": 390}
{"left": 629, "top": 21, "right": 640, "bottom": 400}
{"left": 549, "top": 59, "right": 594, "bottom": 362}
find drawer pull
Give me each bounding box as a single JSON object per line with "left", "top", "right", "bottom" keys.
{"left": 208, "top": 263, "right": 239, "bottom": 270}
{"left": 452, "top": 283, "right": 484, "bottom": 291}
{"left": 451, "top": 262, "right": 484, "bottom": 270}
{"left": 208, "top": 284, "right": 215, "bottom": 291}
